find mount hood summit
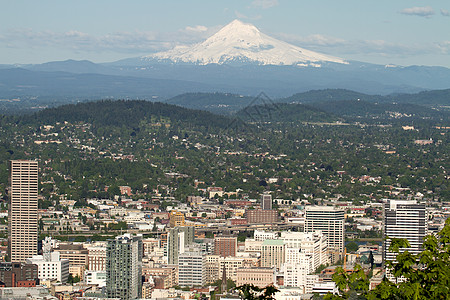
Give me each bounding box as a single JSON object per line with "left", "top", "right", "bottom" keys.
{"left": 143, "top": 19, "right": 347, "bottom": 66}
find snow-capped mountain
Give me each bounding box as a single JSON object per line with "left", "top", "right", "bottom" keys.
{"left": 143, "top": 19, "right": 347, "bottom": 66}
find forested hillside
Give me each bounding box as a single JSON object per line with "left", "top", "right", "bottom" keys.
{"left": 0, "top": 99, "right": 448, "bottom": 204}
{"left": 21, "top": 100, "right": 239, "bottom": 130}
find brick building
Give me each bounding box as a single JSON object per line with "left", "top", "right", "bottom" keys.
{"left": 246, "top": 209, "right": 278, "bottom": 224}
{"left": 0, "top": 262, "right": 38, "bottom": 287}
{"left": 214, "top": 237, "right": 237, "bottom": 258}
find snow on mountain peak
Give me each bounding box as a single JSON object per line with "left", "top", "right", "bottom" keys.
{"left": 143, "top": 19, "right": 347, "bottom": 66}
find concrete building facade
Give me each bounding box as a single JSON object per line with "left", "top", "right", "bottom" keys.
{"left": 167, "top": 226, "right": 195, "bottom": 265}
{"left": 261, "top": 239, "right": 285, "bottom": 270}
{"left": 236, "top": 267, "right": 275, "bottom": 288}
{"left": 261, "top": 193, "right": 272, "bottom": 210}
{"left": 178, "top": 251, "right": 206, "bottom": 287}
{"left": 26, "top": 252, "right": 69, "bottom": 283}
{"left": 86, "top": 243, "right": 107, "bottom": 272}
{"left": 8, "top": 160, "right": 38, "bottom": 263}
{"left": 246, "top": 209, "right": 278, "bottom": 224}
{"left": 54, "top": 243, "right": 88, "bottom": 270}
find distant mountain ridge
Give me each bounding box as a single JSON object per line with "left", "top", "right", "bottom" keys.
{"left": 2, "top": 58, "right": 449, "bottom": 101}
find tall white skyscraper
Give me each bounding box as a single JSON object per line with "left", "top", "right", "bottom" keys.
{"left": 383, "top": 199, "right": 427, "bottom": 262}
{"left": 8, "top": 160, "right": 38, "bottom": 263}
{"left": 305, "top": 206, "right": 344, "bottom": 263}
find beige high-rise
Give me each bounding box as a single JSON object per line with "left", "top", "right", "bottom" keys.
{"left": 8, "top": 160, "right": 38, "bottom": 262}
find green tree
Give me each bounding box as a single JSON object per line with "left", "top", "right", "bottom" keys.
{"left": 325, "top": 264, "right": 369, "bottom": 299}
{"left": 346, "top": 241, "right": 359, "bottom": 253}
{"left": 370, "top": 220, "right": 450, "bottom": 299}
{"left": 236, "top": 284, "right": 279, "bottom": 300}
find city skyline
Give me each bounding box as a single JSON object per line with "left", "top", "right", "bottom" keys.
{"left": 1, "top": 1, "right": 450, "bottom": 67}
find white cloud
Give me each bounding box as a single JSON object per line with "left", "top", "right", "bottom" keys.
{"left": 441, "top": 9, "right": 450, "bottom": 17}
{"left": 274, "top": 31, "right": 436, "bottom": 58}
{"left": 399, "top": 6, "right": 435, "bottom": 17}
{"left": 0, "top": 27, "right": 214, "bottom": 55}
{"left": 185, "top": 25, "right": 208, "bottom": 32}
{"left": 275, "top": 32, "right": 346, "bottom": 47}
{"left": 1, "top": 24, "right": 446, "bottom": 63}
{"left": 251, "top": 0, "right": 279, "bottom": 9}
{"left": 437, "top": 41, "right": 450, "bottom": 54}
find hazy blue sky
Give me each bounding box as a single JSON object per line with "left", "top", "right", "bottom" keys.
{"left": 1, "top": 0, "right": 449, "bottom": 67}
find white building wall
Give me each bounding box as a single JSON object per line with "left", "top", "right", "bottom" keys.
{"left": 254, "top": 230, "right": 277, "bottom": 241}
{"left": 178, "top": 251, "right": 206, "bottom": 287}
{"left": 84, "top": 271, "right": 107, "bottom": 287}
{"left": 26, "top": 252, "right": 69, "bottom": 282}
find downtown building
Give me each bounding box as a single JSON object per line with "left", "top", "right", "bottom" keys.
{"left": 281, "top": 231, "right": 329, "bottom": 273}
{"left": 383, "top": 199, "right": 427, "bottom": 262}
{"left": 261, "top": 239, "right": 285, "bottom": 270}
{"left": 246, "top": 209, "right": 278, "bottom": 224}
{"left": 106, "top": 234, "right": 143, "bottom": 300}
{"left": 26, "top": 237, "right": 69, "bottom": 283}
{"left": 54, "top": 243, "right": 88, "bottom": 279}
{"left": 261, "top": 193, "right": 272, "bottom": 210}
{"left": 305, "top": 206, "right": 345, "bottom": 263}
{"left": 280, "top": 231, "right": 328, "bottom": 292}
{"left": 8, "top": 160, "right": 39, "bottom": 263}
{"left": 213, "top": 236, "right": 237, "bottom": 258}
{"left": 166, "top": 226, "right": 195, "bottom": 265}
{"left": 86, "top": 242, "right": 107, "bottom": 272}
{"left": 26, "top": 252, "right": 69, "bottom": 283}
{"left": 0, "top": 262, "right": 39, "bottom": 287}
{"left": 178, "top": 249, "right": 206, "bottom": 287}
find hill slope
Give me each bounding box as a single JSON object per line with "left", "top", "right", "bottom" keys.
{"left": 236, "top": 103, "right": 338, "bottom": 123}
{"left": 281, "top": 88, "right": 450, "bottom": 107}
{"left": 22, "top": 100, "right": 238, "bottom": 130}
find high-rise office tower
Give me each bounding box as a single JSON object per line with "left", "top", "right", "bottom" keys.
{"left": 106, "top": 234, "right": 142, "bottom": 300}
{"left": 167, "top": 226, "right": 195, "bottom": 265}
{"left": 305, "top": 206, "right": 344, "bottom": 263}
{"left": 383, "top": 199, "right": 427, "bottom": 262}
{"left": 261, "top": 193, "right": 272, "bottom": 210}
{"left": 8, "top": 160, "right": 38, "bottom": 263}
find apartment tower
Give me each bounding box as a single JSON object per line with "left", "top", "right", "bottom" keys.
{"left": 167, "top": 226, "right": 195, "bottom": 265}
{"left": 106, "top": 234, "right": 143, "bottom": 300}
{"left": 8, "top": 160, "right": 38, "bottom": 263}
